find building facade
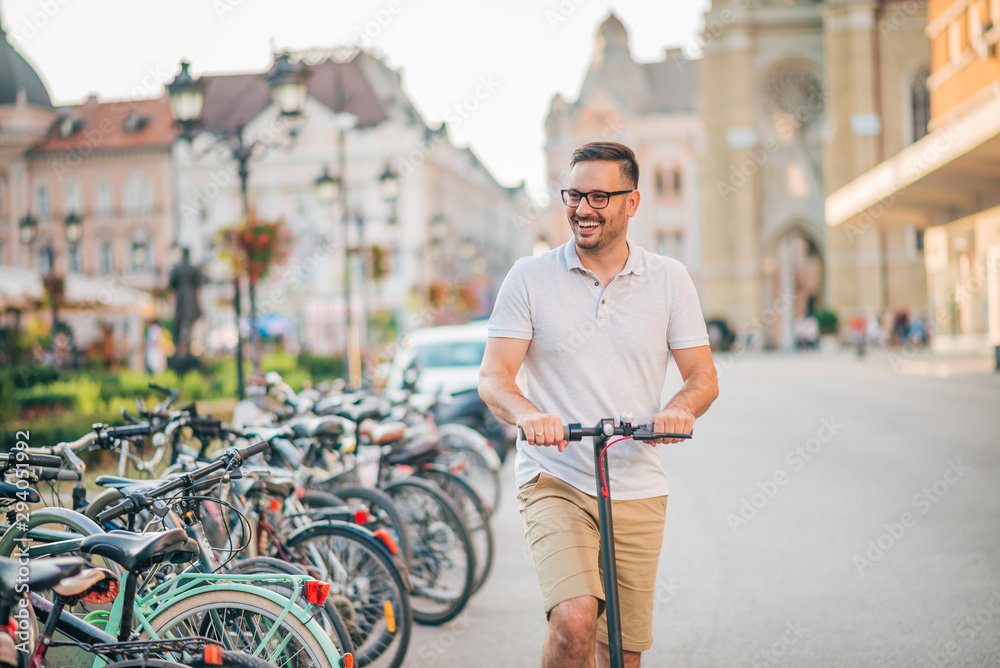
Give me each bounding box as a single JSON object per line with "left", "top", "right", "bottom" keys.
{"left": 0, "top": 23, "right": 165, "bottom": 368}
{"left": 699, "top": 0, "right": 931, "bottom": 348}
{"left": 827, "top": 0, "right": 1000, "bottom": 352}
{"left": 173, "top": 48, "right": 530, "bottom": 356}
{"left": 542, "top": 15, "right": 704, "bottom": 288}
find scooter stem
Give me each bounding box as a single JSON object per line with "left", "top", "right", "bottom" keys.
{"left": 594, "top": 418, "right": 625, "bottom": 668}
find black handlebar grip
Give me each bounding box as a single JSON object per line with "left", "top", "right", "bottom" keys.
{"left": 107, "top": 424, "right": 152, "bottom": 438}
{"left": 36, "top": 468, "right": 82, "bottom": 481}
{"left": 96, "top": 496, "right": 140, "bottom": 524}
{"left": 148, "top": 382, "right": 174, "bottom": 395}
{"left": 15, "top": 453, "right": 64, "bottom": 468}
{"left": 240, "top": 439, "right": 270, "bottom": 460}
{"left": 517, "top": 426, "right": 573, "bottom": 441}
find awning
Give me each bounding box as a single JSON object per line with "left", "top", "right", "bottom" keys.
{"left": 826, "top": 93, "right": 1000, "bottom": 229}
{"left": 0, "top": 268, "right": 155, "bottom": 316}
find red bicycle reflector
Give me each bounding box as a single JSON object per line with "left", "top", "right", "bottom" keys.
{"left": 340, "top": 652, "right": 355, "bottom": 668}
{"left": 372, "top": 528, "right": 399, "bottom": 554}
{"left": 203, "top": 645, "right": 224, "bottom": 666}
{"left": 354, "top": 509, "right": 371, "bottom": 525}
{"left": 269, "top": 498, "right": 282, "bottom": 512}
{"left": 305, "top": 580, "right": 330, "bottom": 605}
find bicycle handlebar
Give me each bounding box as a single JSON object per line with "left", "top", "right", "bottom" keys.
{"left": 0, "top": 452, "right": 64, "bottom": 468}
{"left": 517, "top": 422, "right": 692, "bottom": 442}
{"left": 95, "top": 439, "right": 270, "bottom": 524}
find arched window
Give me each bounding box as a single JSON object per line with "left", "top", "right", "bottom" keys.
{"left": 65, "top": 178, "right": 82, "bottom": 216}
{"left": 97, "top": 176, "right": 113, "bottom": 216}
{"left": 911, "top": 69, "right": 930, "bottom": 143}
{"left": 36, "top": 184, "right": 50, "bottom": 219}
{"left": 125, "top": 172, "right": 144, "bottom": 215}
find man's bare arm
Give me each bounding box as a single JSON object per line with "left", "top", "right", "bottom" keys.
{"left": 650, "top": 345, "right": 719, "bottom": 444}
{"left": 478, "top": 337, "right": 568, "bottom": 450}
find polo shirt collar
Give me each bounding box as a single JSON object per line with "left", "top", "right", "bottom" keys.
{"left": 562, "top": 238, "right": 645, "bottom": 277}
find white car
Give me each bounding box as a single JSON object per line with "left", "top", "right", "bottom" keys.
{"left": 387, "top": 321, "right": 489, "bottom": 397}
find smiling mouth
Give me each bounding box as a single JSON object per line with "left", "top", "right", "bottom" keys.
{"left": 576, "top": 220, "right": 600, "bottom": 229}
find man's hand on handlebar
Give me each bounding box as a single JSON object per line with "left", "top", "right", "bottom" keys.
{"left": 650, "top": 407, "right": 695, "bottom": 445}
{"left": 517, "top": 412, "right": 569, "bottom": 451}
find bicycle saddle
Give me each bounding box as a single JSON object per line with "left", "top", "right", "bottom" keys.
{"left": 0, "top": 555, "right": 83, "bottom": 593}
{"left": 287, "top": 416, "right": 346, "bottom": 440}
{"left": 0, "top": 481, "right": 40, "bottom": 504}
{"left": 79, "top": 529, "right": 198, "bottom": 571}
{"left": 384, "top": 436, "right": 440, "bottom": 467}
{"left": 359, "top": 420, "right": 407, "bottom": 445}
{"left": 94, "top": 475, "right": 160, "bottom": 493}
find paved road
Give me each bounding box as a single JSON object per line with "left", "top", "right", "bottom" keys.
{"left": 407, "top": 350, "right": 1000, "bottom": 667}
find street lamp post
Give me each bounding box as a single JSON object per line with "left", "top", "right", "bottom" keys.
{"left": 167, "top": 55, "right": 310, "bottom": 399}
{"left": 20, "top": 211, "right": 83, "bottom": 367}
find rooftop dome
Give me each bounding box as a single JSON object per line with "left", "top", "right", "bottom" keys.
{"left": 0, "top": 21, "right": 52, "bottom": 107}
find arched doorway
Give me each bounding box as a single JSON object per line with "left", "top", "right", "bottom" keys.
{"left": 764, "top": 226, "right": 824, "bottom": 349}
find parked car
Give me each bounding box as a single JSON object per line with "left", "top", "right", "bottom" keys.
{"left": 386, "top": 321, "right": 511, "bottom": 462}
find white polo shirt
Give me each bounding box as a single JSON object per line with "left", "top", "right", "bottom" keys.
{"left": 487, "top": 240, "right": 710, "bottom": 500}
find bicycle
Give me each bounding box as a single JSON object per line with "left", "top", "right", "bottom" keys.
{"left": 520, "top": 412, "right": 691, "bottom": 668}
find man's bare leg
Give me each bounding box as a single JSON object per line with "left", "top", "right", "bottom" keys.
{"left": 543, "top": 596, "right": 600, "bottom": 668}
{"left": 595, "top": 641, "right": 641, "bottom": 668}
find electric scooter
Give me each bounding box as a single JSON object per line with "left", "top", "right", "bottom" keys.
{"left": 522, "top": 412, "right": 691, "bottom": 668}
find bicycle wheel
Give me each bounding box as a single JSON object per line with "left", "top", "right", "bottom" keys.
{"left": 382, "top": 477, "right": 475, "bottom": 625}
{"left": 142, "top": 589, "right": 335, "bottom": 668}
{"left": 221, "top": 556, "right": 354, "bottom": 658}
{"left": 416, "top": 468, "right": 494, "bottom": 596}
{"left": 321, "top": 485, "right": 414, "bottom": 563}
{"left": 284, "top": 523, "right": 411, "bottom": 668}
{"left": 437, "top": 424, "right": 502, "bottom": 514}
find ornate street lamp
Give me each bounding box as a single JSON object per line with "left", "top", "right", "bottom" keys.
{"left": 166, "top": 61, "right": 205, "bottom": 137}
{"left": 167, "top": 54, "right": 312, "bottom": 397}
{"left": 314, "top": 165, "right": 341, "bottom": 206}
{"left": 379, "top": 163, "right": 400, "bottom": 203}
{"left": 131, "top": 241, "right": 147, "bottom": 272}
{"left": 64, "top": 212, "right": 82, "bottom": 245}
{"left": 267, "top": 53, "right": 311, "bottom": 117}
{"left": 19, "top": 213, "right": 37, "bottom": 246}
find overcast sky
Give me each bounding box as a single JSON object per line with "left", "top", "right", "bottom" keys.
{"left": 4, "top": 0, "right": 710, "bottom": 197}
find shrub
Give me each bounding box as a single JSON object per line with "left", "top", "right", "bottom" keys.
{"left": 815, "top": 309, "right": 839, "bottom": 335}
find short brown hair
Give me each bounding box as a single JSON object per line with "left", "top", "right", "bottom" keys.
{"left": 570, "top": 142, "right": 639, "bottom": 189}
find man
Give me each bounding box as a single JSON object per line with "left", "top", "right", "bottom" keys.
{"left": 478, "top": 142, "right": 718, "bottom": 667}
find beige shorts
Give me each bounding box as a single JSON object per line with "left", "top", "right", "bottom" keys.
{"left": 517, "top": 472, "right": 668, "bottom": 653}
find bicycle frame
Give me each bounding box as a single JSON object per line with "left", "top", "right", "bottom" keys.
{"left": 0, "top": 508, "right": 343, "bottom": 668}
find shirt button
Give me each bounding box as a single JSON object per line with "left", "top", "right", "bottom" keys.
{"left": 601, "top": 299, "right": 606, "bottom": 304}
{"left": 594, "top": 281, "right": 599, "bottom": 286}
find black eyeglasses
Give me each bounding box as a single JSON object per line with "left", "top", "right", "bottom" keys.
{"left": 560, "top": 189, "right": 633, "bottom": 209}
